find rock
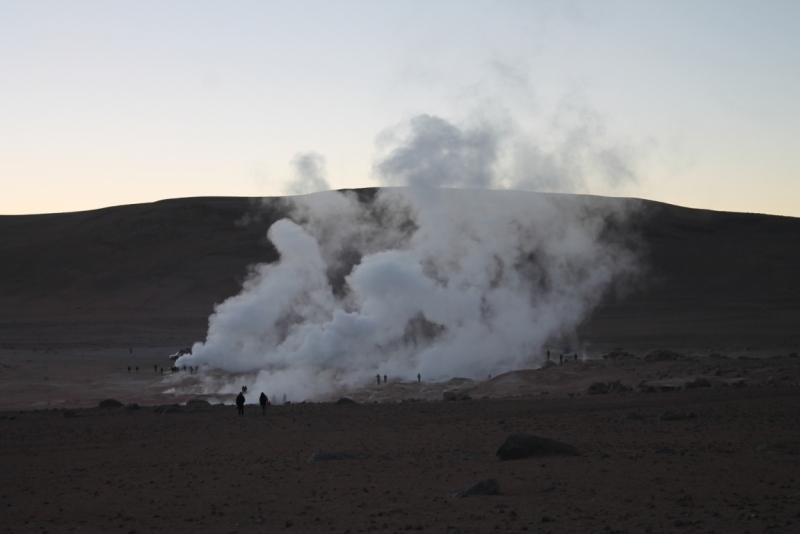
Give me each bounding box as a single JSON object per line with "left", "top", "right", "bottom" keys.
{"left": 336, "top": 397, "right": 357, "bottom": 405}
{"left": 588, "top": 381, "right": 630, "bottom": 394}
{"left": 443, "top": 390, "right": 471, "bottom": 401}
{"left": 644, "top": 350, "right": 697, "bottom": 362}
{"left": 449, "top": 478, "right": 501, "bottom": 497}
{"left": 607, "top": 381, "right": 631, "bottom": 393}
{"left": 587, "top": 382, "right": 609, "bottom": 395}
{"left": 602, "top": 350, "right": 637, "bottom": 360}
{"left": 308, "top": 450, "right": 357, "bottom": 463}
{"left": 496, "top": 434, "right": 580, "bottom": 461}
{"left": 123, "top": 403, "right": 140, "bottom": 411}
{"left": 185, "top": 399, "right": 211, "bottom": 411}
{"left": 657, "top": 411, "right": 697, "bottom": 422}
{"left": 98, "top": 399, "right": 124, "bottom": 409}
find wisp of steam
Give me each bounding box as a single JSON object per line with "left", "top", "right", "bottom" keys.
{"left": 175, "top": 114, "right": 640, "bottom": 401}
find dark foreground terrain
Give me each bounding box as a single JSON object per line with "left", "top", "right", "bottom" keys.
{"left": 2, "top": 382, "right": 799, "bottom": 534}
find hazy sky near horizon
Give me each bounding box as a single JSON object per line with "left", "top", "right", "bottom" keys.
{"left": 1, "top": 1, "right": 798, "bottom": 216}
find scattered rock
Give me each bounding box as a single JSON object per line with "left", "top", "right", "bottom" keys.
{"left": 336, "top": 397, "right": 357, "bottom": 405}
{"left": 98, "top": 399, "right": 124, "bottom": 409}
{"left": 496, "top": 434, "right": 580, "bottom": 460}
{"left": 589, "top": 381, "right": 631, "bottom": 394}
{"left": 644, "top": 350, "right": 697, "bottom": 362}
{"left": 657, "top": 411, "right": 696, "bottom": 422}
{"left": 449, "top": 478, "right": 501, "bottom": 497}
{"left": 308, "top": 450, "right": 357, "bottom": 463}
{"left": 123, "top": 403, "right": 139, "bottom": 411}
{"left": 603, "top": 350, "right": 637, "bottom": 360}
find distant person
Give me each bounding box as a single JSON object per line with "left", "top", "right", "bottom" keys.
{"left": 417, "top": 373, "right": 421, "bottom": 383}
{"left": 236, "top": 392, "right": 245, "bottom": 416}
{"left": 383, "top": 374, "right": 387, "bottom": 384}
{"left": 135, "top": 366, "right": 139, "bottom": 373}
{"left": 377, "top": 374, "right": 381, "bottom": 386}
{"left": 242, "top": 385, "right": 247, "bottom": 393}
{"left": 160, "top": 367, "right": 163, "bottom": 375}
{"left": 574, "top": 353, "right": 577, "bottom": 361}
{"left": 559, "top": 354, "right": 563, "bottom": 366}
{"left": 259, "top": 392, "right": 268, "bottom": 415}
{"left": 182, "top": 365, "right": 186, "bottom": 372}
{"left": 154, "top": 364, "right": 157, "bottom": 373}
{"left": 547, "top": 350, "right": 550, "bottom": 361}
{"left": 127, "top": 366, "right": 131, "bottom": 373}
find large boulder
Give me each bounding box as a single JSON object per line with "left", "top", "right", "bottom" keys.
{"left": 98, "top": 399, "right": 123, "bottom": 409}
{"left": 496, "top": 434, "right": 580, "bottom": 461}
{"left": 443, "top": 390, "right": 471, "bottom": 401}
{"left": 587, "top": 382, "right": 609, "bottom": 395}
{"left": 449, "top": 478, "right": 501, "bottom": 497}
{"left": 336, "top": 397, "right": 357, "bottom": 405}
{"left": 308, "top": 450, "right": 357, "bottom": 463}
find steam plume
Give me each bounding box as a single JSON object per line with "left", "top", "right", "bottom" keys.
{"left": 176, "top": 114, "right": 640, "bottom": 401}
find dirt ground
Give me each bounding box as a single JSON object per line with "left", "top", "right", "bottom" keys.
{"left": 2, "top": 354, "right": 800, "bottom": 534}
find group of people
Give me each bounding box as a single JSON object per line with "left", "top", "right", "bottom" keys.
{"left": 236, "top": 387, "right": 271, "bottom": 416}
{"left": 376, "top": 373, "right": 422, "bottom": 385}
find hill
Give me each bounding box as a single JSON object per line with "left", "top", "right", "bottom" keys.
{"left": 1, "top": 189, "right": 798, "bottom": 351}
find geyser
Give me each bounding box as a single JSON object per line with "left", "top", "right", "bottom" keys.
{"left": 176, "top": 187, "right": 638, "bottom": 401}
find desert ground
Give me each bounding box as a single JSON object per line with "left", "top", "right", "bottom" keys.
{"left": 1, "top": 191, "right": 799, "bottom": 533}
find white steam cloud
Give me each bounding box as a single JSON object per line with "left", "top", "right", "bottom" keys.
{"left": 176, "top": 114, "right": 640, "bottom": 402}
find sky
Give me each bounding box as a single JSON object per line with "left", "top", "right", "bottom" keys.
{"left": 1, "top": 0, "right": 799, "bottom": 216}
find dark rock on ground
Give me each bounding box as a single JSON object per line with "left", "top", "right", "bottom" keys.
{"left": 123, "top": 403, "right": 139, "bottom": 411}
{"left": 588, "top": 382, "right": 609, "bottom": 395}
{"left": 496, "top": 434, "right": 580, "bottom": 460}
{"left": 449, "top": 478, "right": 501, "bottom": 497}
{"left": 658, "top": 411, "right": 697, "bottom": 422}
{"left": 603, "top": 350, "right": 637, "bottom": 360}
{"left": 443, "top": 390, "right": 471, "bottom": 401}
{"left": 645, "top": 350, "right": 698, "bottom": 362}
{"left": 693, "top": 377, "right": 712, "bottom": 388}
{"left": 308, "top": 450, "right": 357, "bottom": 463}
{"left": 185, "top": 399, "right": 211, "bottom": 410}
{"left": 589, "top": 381, "right": 631, "bottom": 394}
{"left": 336, "top": 397, "right": 357, "bottom": 405}
{"left": 98, "top": 399, "right": 123, "bottom": 409}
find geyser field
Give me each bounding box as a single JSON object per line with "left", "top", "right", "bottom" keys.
{"left": 2, "top": 188, "right": 800, "bottom": 533}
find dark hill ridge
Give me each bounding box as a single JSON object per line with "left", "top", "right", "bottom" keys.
{"left": 0, "top": 189, "right": 798, "bottom": 350}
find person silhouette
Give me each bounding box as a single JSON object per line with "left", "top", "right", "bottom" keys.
{"left": 376, "top": 374, "right": 381, "bottom": 385}
{"left": 259, "top": 392, "right": 268, "bottom": 415}
{"left": 383, "top": 374, "right": 387, "bottom": 384}
{"left": 236, "top": 392, "right": 245, "bottom": 416}
{"left": 417, "top": 373, "right": 421, "bottom": 383}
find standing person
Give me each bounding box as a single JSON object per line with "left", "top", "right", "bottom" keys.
{"left": 259, "top": 392, "right": 268, "bottom": 415}
{"left": 383, "top": 374, "right": 387, "bottom": 384}
{"left": 417, "top": 373, "right": 421, "bottom": 383}
{"left": 559, "top": 354, "right": 563, "bottom": 366}
{"left": 376, "top": 374, "right": 381, "bottom": 386}
{"left": 236, "top": 391, "right": 245, "bottom": 416}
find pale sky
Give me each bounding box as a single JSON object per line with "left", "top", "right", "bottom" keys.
{"left": 1, "top": 0, "right": 798, "bottom": 216}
